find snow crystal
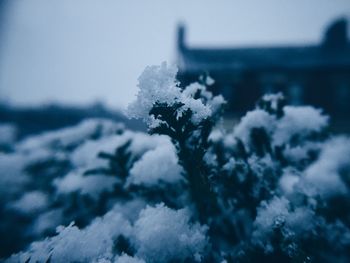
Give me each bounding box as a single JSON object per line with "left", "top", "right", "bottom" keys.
{"left": 133, "top": 203, "right": 208, "bottom": 262}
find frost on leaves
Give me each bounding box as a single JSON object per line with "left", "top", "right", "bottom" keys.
{"left": 2, "top": 64, "right": 350, "bottom": 263}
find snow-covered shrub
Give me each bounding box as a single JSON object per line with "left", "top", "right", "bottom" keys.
{"left": 128, "top": 62, "right": 225, "bottom": 222}
{"left": 7, "top": 211, "right": 133, "bottom": 263}
{"left": 1, "top": 63, "right": 350, "bottom": 263}
{"left": 0, "top": 119, "right": 125, "bottom": 255}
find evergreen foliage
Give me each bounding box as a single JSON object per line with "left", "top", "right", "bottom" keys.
{"left": 1, "top": 63, "right": 349, "bottom": 263}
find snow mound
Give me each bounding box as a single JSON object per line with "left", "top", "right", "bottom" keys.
{"left": 133, "top": 203, "right": 208, "bottom": 262}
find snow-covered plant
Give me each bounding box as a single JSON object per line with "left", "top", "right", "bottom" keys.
{"left": 128, "top": 62, "right": 225, "bottom": 222}
{"left": 1, "top": 63, "right": 350, "bottom": 263}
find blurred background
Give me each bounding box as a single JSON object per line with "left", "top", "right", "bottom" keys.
{"left": 0, "top": 0, "right": 349, "bottom": 138}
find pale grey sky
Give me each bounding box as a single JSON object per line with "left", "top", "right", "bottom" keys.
{"left": 0, "top": 0, "right": 349, "bottom": 109}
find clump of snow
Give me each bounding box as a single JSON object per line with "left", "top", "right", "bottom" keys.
{"left": 71, "top": 131, "right": 170, "bottom": 171}
{"left": 17, "top": 119, "right": 122, "bottom": 151}
{"left": 252, "top": 196, "right": 317, "bottom": 255}
{"left": 127, "top": 133, "right": 173, "bottom": 157}
{"left": 70, "top": 132, "right": 134, "bottom": 170}
{"left": 127, "top": 62, "right": 181, "bottom": 122}
{"left": 254, "top": 196, "right": 290, "bottom": 232}
{"left": 110, "top": 199, "right": 146, "bottom": 223}
{"left": 8, "top": 211, "right": 132, "bottom": 263}
{"left": 54, "top": 171, "right": 120, "bottom": 199}
{"left": 30, "top": 209, "right": 64, "bottom": 237}
{"left": 302, "top": 136, "right": 350, "bottom": 198}
{"left": 260, "top": 93, "right": 284, "bottom": 112}
{"left": 127, "top": 137, "right": 183, "bottom": 187}
{"left": 209, "top": 94, "right": 226, "bottom": 114}
{"left": 8, "top": 191, "right": 48, "bottom": 214}
{"left": 115, "top": 254, "right": 145, "bottom": 263}
{"left": 247, "top": 154, "right": 275, "bottom": 178}
{"left": 179, "top": 96, "right": 212, "bottom": 124}
{"left": 232, "top": 102, "right": 328, "bottom": 155}
{"left": 273, "top": 106, "right": 328, "bottom": 145}
{"left": 253, "top": 197, "right": 290, "bottom": 252}
{"left": 233, "top": 109, "right": 275, "bottom": 148}
{"left": 205, "top": 75, "right": 215, "bottom": 86}
{"left": 127, "top": 63, "right": 216, "bottom": 126}
{"left": 182, "top": 82, "right": 225, "bottom": 117}
{"left": 208, "top": 129, "right": 224, "bottom": 144}
{"left": 279, "top": 169, "right": 300, "bottom": 195}
{"left": 282, "top": 141, "right": 322, "bottom": 165}
{"left": 133, "top": 203, "right": 208, "bottom": 262}
{"left": 182, "top": 82, "right": 204, "bottom": 98}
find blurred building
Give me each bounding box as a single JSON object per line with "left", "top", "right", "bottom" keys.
{"left": 177, "top": 18, "right": 350, "bottom": 121}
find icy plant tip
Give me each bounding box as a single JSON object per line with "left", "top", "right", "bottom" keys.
{"left": 126, "top": 62, "right": 217, "bottom": 127}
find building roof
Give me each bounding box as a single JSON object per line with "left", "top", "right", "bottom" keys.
{"left": 177, "top": 18, "right": 350, "bottom": 73}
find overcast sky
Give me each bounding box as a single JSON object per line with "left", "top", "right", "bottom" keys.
{"left": 0, "top": 0, "right": 349, "bottom": 109}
